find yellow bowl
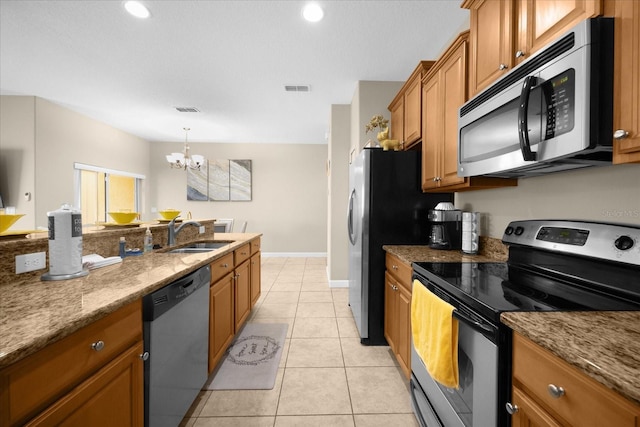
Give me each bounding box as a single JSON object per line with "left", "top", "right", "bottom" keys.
{"left": 159, "top": 209, "right": 181, "bottom": 220}
{"left": 0, "top": 214, "right": 25, "bottom": 233}
{"left": 108, "top": 212, "right": 139, "bottom": 224}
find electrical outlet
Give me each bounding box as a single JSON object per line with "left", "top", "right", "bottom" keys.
{"left": 16, "top": 252, "right": 47, "bottom": 274}
{"left": 199, "top": 226, "right": 205, "bottom": 234}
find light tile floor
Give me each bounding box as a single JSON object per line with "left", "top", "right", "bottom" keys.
{"left": 180, "top": 257, "right": 419, "bottom": 427}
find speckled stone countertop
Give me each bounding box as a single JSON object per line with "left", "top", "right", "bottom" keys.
{"left": 383, "top": 236, "right": 509, "bottom": 264}
{"left": 0, "top": 232, "right": 260, "bottom": 368}
{"left": 502, "top": 311, "right": 640, "bottom": 406}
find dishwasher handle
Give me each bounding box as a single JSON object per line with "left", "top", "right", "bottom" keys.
{"left": 143, "top": 266, "right": 211, "bottom": 321}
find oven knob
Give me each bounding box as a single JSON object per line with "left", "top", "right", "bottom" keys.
{"left": 514, "top": 226, "right": 524, "bottom": 236}
{"left": 614, "top": 235, "right": 634, "bottom": 251}
{"left": 505, "top": 226, "right": 514, "bottom": 236}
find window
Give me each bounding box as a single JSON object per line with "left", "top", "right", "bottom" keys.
{"left": 74, "top": 163, "right": 144, "bottom": 225}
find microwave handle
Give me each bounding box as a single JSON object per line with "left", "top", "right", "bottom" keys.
{"left": 518, "top": 75, "right": 538, "bottom": 161}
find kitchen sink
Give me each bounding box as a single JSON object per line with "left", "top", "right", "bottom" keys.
{"left": 167, "top": 241, "right": 234, "bottom": 254}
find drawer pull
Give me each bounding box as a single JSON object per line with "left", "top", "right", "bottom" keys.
{"left": 91, "top": 340, "right": 105, "bottom": 352}
{"left": 222, "top": 263, "right": 229, "bottom": 268}
{"left": 547, "top": 384, "right": 565, "bottom": 399}
{"left": 505, "top": 402, "right": 519, "bottom": 414}
{"left": 139, "top": 351, "right": 149, "bottom": 361}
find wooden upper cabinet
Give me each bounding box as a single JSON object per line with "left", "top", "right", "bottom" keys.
{"left": 388, "top": 61, "right": 435, "bottom": 150}
{"left": 463, "top": 0, "right": 603, "bottom": 96}
{"left": 520, "top": 0, "right": 603, "bottom": 61}
{"left": 606, "top": 0, "right": 640, "bottom": 164}
{"left": 464, "top": 0, "right": 515, "bottom": 96}
{"left": 421, "top": 31, "right": 517, "bottom": 192}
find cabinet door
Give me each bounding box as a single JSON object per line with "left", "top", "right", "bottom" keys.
{"left": 250, "top": 252, "right": 261, "bottom": 307}
{"left": 389, "top": 98, "right": 404, "bottom": 143}
{"left": 519, "top": 0, "right": 602, "bottom": 60}
{"left": 467, "top": 0, "right": 514, "bottom": 95}
{"left": 439, "top": 41, "right": 468, "bottom": 188}
{"left": 609, "top": 0, "right": 640, "bottom": 163}
{"left": 396, "top": 284, "right": 412, "bottom": 380}
{"left": 26, "top": 343, "right": 144, "bottom": 427}
{"left": 209, "top": 272, "right": 235, "bottom": 373}
{"left": 421, "top": 75, "right": 441, "bottom": 190}
{"left": 404, "top": 75, "right": 422, "bottom": 145}
{"left": 510, "top": 387, "right": 562, "bottom": 427}
{"left": 384, "top": 272, "right": 398, "bottom": 353}
{"left": 234, "top": 260, "right": 251, "bottom": 331}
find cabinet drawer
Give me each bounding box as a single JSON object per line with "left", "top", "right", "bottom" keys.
{"left": 0, "top": 300, "right": 142, "bottom": 426}
{"left": 385, "top": 253, "right": 412, "bottom": 290}
{"left": 250, "top": 237, "right": 261, "bottom": 255}
{"left": 513, "top": 333, "right": 640, "bottom": 427}
{"left": 210, "top": 253, "right": 234, "bottom": 283}
{"left": 234, "top": 243, "right": 251, "bottom": 266}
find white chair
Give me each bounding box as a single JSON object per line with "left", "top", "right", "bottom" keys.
{"left": 240, "top": 221, "right": 247, "bottom": 232}
{"left": 214, "top": 219, "right": 234, "bottom": 233}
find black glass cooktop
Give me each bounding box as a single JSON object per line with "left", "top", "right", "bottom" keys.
{"left": 413, "top": 260, "right": 640, "bottom": 323}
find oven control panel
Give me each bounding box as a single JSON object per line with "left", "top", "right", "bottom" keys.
{"left": 503, "top": 220, "right": 640, "bottom": 266}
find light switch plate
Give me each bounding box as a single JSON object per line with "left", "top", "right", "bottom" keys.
{"left": 16, "top": 252, "right": 46, "bottom": 274}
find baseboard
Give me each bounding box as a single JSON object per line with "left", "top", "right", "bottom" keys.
{"left": 261, "top": 252, "right": 328, "bottom": 258}
{"left": 329, "top": 280, "right": 348, "bottom": 288}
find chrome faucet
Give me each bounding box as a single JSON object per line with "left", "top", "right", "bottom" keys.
{"left": 167, "top": 216, "right": 202, "bottom": 246}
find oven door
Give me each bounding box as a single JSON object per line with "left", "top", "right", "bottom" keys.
{"left": 410, "top": 279, "right": 499, "bottom": 427}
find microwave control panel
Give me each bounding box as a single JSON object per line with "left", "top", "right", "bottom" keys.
{"left": 542, "top": 69, "right": 575, "bottom": 140}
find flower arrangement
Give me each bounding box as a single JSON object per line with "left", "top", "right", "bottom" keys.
{"left": 365, "top": 114, "right": 389, "bottom": 134}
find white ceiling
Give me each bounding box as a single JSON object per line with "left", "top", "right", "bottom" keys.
{"left": 0, "top": 1, "right": 468, "bottom": 144}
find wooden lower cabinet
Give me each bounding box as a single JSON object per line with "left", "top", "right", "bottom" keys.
{"left": 0, "top": 301, "right": 143, "bottom": 427}
{"left": 250, "top": 251, "right": 261, "bottom": 307}
{"left": 25, "top": 343, "right": 144, "bottom": 427}
{"left": 384, "top": 253, "right": 412, "bottom": 379}
{"left": 510, "top": 332, "right": 640, "bottom": 427}
{"left": 209, "top": 272, "right": 235, "bottom": 374}
{"left": 234, "top": 259, "right": 251, "bottom": 331}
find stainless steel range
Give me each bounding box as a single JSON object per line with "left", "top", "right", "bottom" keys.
{"left": 410, "top": 220, "right": 640, "bottom": 427}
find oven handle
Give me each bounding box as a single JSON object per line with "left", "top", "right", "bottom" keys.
{"left": 518, "top": 75, "right": 538, "bottom": 161}
{"left": 453, "top": 309, "right": 495, "bottom": 336}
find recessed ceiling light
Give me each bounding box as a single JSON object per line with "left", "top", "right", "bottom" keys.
{"left": 302, "top": 3, "right": 324, "bottom": 22}
{"left": 124, "top": 1, "right": 150, "bottom": 19}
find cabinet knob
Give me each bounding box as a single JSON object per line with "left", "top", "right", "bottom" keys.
{"left": 139, "top": 351, "right": 149, "bottom": 361}
{"left": 547, "top": 384, "right": 565, "bottom": 399}
{"left": 515, "top": 50, "right": 526, "bottom": 58}
{"left": 91, "top": 340, "right": 105, "bottom": 352}
{"left": 499, "top": 63, "right": 508, "bottom": 70}
{"left": 613, "top": 129, "right": 629, "bottom": 140}
{"left": 222, "top": 263, "right": 229, "bottom": 268}
{"left": 505, "top": 402, "right": 519, "bottom": 414}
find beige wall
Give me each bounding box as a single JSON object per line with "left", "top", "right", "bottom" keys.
{"left": 327, "top": 104, "right": 351, "bottom": 284}
{"left": 1, "top": 96, "right": 150, "bottom": 229}
{"left": 150, "top": 141, "right": 328, "bottom": 254}
{"left": 456, "top": 164, "right": 640, "bottom": 238}
{"left": 0, "top": 96, "right": 35, "bottom": 230}
{"left": 350, "top": 81, "right": 403, "bottom": 159}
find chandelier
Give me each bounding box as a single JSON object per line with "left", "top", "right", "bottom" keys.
{"left": 166, "top": 127, "right": 205, "bottom": 170}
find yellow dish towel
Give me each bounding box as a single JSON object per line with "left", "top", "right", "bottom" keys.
{"left": 411, "top": 280, "right": 459, "bottom": 389}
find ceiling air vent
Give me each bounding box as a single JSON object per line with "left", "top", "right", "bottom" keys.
{"left": 175, "top": 107, "right": 200, "bottom": 113}
{"left": 284, "top": 85, "right": 310, "bottom": 92}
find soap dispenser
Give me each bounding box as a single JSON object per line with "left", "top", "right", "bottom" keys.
{"left": 144, "top": 227, "right": 153, "bottom": 253}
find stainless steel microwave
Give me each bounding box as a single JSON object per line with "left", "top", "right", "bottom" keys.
{"left": 458, "top": 18, "right": 614, "bottom": 178}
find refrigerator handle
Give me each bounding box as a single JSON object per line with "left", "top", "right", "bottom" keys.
{"left": 347, "top": 189, "right": 356, "bottom": 245}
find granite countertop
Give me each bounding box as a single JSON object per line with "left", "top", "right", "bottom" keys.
{"left": 383, "top": 242, "right": 508, "bottom": 264}
{"left": 501, "top": 311, "right": 640, "bottom": 406}
{"left": 0, "top": 232, "right": 261, "bottom": 368}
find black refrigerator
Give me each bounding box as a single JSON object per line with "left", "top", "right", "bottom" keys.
{"left": 347, "top": 148, "right": 452, "bottom": 345}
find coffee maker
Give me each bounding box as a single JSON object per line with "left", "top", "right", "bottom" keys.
{"left": 428, "top": 202, "right": 462, "bottom": 250}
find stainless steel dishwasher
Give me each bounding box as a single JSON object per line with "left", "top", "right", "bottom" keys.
{"left": 143, "top": 265, "right": 211, "bottom": 427}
